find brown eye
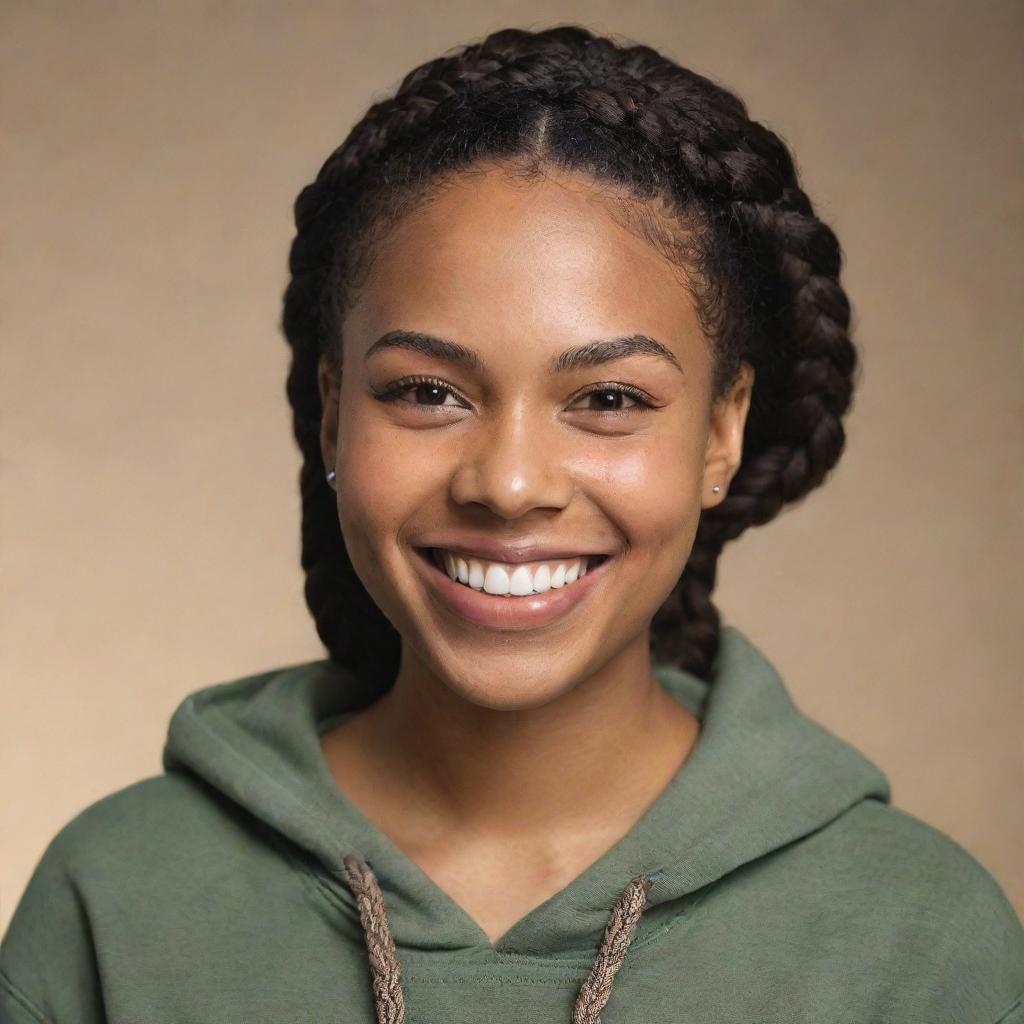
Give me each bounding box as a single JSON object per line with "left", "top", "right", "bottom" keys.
{"left": 372, "top": 376, "right": 469, "bottom": 409}
{"left": 409, "top": 382, "right": 449, "bottom": 406}
{"left": 583, "top": 388, "right": 639, "bottom": 411}
{"left": 571, "top": 384, "right": 655, "bottom": 414}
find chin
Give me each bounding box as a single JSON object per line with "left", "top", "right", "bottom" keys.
{"left": 448, "top": 673, "right": 582, "bottom": 712}
{"left": 413, "top": 642, "right": 589, "bottom": 712}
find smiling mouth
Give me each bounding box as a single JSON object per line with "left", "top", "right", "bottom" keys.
{"left": 415, "top": 547, "right": 611, "bottom": 596}
{"left": 410, "top": 544, "right": 615, "bottom": 630}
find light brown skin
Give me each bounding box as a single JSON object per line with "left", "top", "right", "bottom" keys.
{"left": 316, "top": 163, "right": 753, "bottom": 945}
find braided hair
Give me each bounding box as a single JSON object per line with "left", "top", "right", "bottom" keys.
{"left": 281, "top": 24, "right": 856, "bottom": 691}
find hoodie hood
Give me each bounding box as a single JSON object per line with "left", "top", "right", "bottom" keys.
{"left": 161, "top": 625, "right": 890, "bottom": 1017}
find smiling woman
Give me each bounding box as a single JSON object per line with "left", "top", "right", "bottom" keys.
{"left": 311, "top": 160, "right": 753, "bottom": 715}
{"left": 2, "top": 21, "right": 1022, "bottom": 1024}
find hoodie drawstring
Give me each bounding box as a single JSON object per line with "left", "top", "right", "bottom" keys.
{"left": 343, "top": 851, "right": 653, "bottom": 1024}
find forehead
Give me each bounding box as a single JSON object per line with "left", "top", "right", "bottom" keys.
{"left": 344, "top": 164, "right": 706, "bottom": 368}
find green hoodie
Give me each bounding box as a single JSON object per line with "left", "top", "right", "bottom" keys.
{"left": 2, "top": 625, "right": 1022, "bottom": 1022}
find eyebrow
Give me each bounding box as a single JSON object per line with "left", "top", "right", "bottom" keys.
{"left": 363, "top": 329, "right": 684, "bottom": 376}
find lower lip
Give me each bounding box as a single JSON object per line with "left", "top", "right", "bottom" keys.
{"left": 411, "top": 547, "right": 613, "bottom": 631}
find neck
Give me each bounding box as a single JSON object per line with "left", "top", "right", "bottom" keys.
{"left": 320, "top": 636, "right": 701, "bottom": 853}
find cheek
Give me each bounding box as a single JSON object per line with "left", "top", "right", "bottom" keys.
{"left": 577, "top": 438, "right": 704, "bottom": 607}
{"left": 581, "top": 439, "right": 703, "bottom": 543}
{"left": 332, "top": 411, "right": 438, "bottom": 599}
{"left": 337, "top": 433, "right": 426, "bottom": 526}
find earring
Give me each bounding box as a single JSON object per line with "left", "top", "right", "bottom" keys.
{"left": 712, "top": 484, "right": 721, "bottom": 494}
{"left": 326, "top": 469, "right": 337, "bottom": 486}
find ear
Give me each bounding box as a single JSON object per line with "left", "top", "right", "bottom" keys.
{"left": 702, "top": 361, "right": 754, "bottom": 509}
{"left": 317, "top": 355, "right": 341, "bottom": 490}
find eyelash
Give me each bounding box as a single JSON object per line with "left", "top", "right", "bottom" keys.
{"left": 371, "top": 375, "right": 658, "bottom": 416}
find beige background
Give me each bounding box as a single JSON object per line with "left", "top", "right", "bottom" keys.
{"left": 2, "top": 1, "right": 1022, "bottom": 934}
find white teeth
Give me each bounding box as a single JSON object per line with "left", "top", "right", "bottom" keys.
{"left": 483, "top": 564, "right": 508, "bottom": 595}
{"left": 509, "top": 565, "right": 534, "bottom": 596}
{"left": 533, "top": 564, "right": 551, "bottom": 591}
{"left": 436, "top": 550, "right": 594, "bottom": 597}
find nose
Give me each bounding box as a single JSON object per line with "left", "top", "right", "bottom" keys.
{"left": 448, "top": 401, "right": 574, "bottom": 519}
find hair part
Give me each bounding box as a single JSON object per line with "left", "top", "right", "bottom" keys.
{"left": 282, "top": 24, "right": 857, "bottom": 689}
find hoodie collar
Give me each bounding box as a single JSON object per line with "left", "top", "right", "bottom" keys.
{"left": 162, "top": 625, "right": 890, "bottom": 956}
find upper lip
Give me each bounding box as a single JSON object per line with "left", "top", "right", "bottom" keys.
{"left": 417, "top": 536, "right": 615, "bottom": 565}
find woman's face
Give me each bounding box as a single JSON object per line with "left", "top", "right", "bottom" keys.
{"left": 319, "top": 164, "right": 752, "bottom": 710}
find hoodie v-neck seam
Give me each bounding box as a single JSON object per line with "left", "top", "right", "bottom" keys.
{"left": 274, "top": 829, "right": 718, "bottom": 975}
{"left": 397, "top": 875, "right": 719, "bottom": 979}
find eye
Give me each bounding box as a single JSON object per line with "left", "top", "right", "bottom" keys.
{"left": 370, "top": 377, "right": 660, "bottom": 418}
{"left": 371, "top": 375, "right": 469, "bottom": 410}
{"left": 569, "top": 384, "right": 657, "bottom": 415}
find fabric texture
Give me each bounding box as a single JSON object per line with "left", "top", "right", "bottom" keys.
{"left": 2, "top": 624, "right": 1022, "bottom": 1022}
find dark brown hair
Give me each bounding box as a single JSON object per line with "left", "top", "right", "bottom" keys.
{"left": 282, "top": 25, "right": 856, "bottom": 691}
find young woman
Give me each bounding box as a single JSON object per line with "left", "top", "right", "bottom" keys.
{"left": 3, "top": 23, "right": 1022, "bottom": 1024}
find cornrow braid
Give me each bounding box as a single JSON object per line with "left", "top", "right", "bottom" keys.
{"left": 281, "top": 23, "right": 858, "bottom": 688}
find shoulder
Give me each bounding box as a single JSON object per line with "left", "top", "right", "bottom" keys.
{"left": 1, "top": 772, "right": 292, "bottom": 1019}
{"left": 13, "top": 769, "right": 291, "bottom": 894}
{"left": 792, "top": 798, "right": 1024, "bottom": 1016}
{"left": 825, "top": 798, "right": 1020, "bottom": 917}
{"left": 2, "top": 772, "right": 231, "bottom": 926}
{"left": 718, "top": 797, "right": 1024, "bottom": 1020}
{"left": 0, "top": 776, "right": 180, "bottom": 1017}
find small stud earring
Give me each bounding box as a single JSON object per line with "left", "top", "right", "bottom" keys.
{"left": 326, "top": 469, "right": 337, "bottom": 486}
{"left": 712, "top": 484, "right": 721, "bottom": 494}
